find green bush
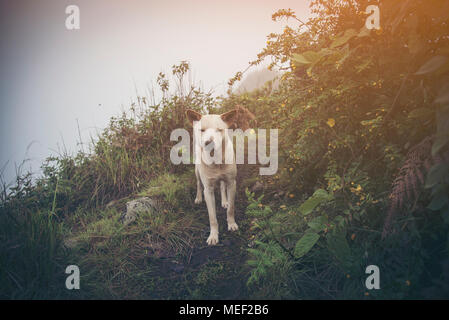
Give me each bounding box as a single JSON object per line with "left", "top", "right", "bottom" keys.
{"left": 231, "top": 0, "right": 449, "bottom": 299}
{"left": 1, "top": 0, "right": 449, "bottom": 300}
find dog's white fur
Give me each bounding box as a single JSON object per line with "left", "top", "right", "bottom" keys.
{"left": 186, "top": 109, "right": 238, "bottom": 245}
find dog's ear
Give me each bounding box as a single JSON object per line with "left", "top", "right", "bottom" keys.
{"left": 186, "top": 109, "right": 202, "bottom": 123}
{"left": 221, "top": 109, "right": 238, "bottom": 127}
{"left": 235, "top": 105, "right": 256, "bottom": 131}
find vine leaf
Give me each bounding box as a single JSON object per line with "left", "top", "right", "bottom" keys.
{"left": 425, "top": 163, "right": 448, "bottom": 189}
{"left": 415, "top": 56, "right": 449, "bottom": 75}
{"left": 292, "top": 53, "right": 311, "bottom": 65}
{"left": 299, "top": 189, "right": 333, "bottom": 216}
{"left": 294, "top": 232, "right": 320, "bottom": 258}
{"left": 330, "top": 29, "right": 357, "bottom": 49}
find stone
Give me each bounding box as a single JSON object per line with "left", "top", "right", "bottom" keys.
{"left": 251, "top": 181, "right": 264, "bottom": 192}
{"left": 121, "top": 197, "right": 157, "bottom": 225}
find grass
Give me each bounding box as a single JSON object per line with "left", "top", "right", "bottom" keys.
{"left": 0, "top": 210, "right": 66, "bottom": 299}
{"left": 1, "top": 40, "right": 448, "bottom": 298}
{"left": 0, "top": 169, "right": 252, "bottom": 299}
{"left": 0, "top": 128, "right": 256, "bottom": 299}
{"left": 0, "top": 62, "right": 260, "bottom": 299}
{"left": 3, "top": 159, "right": 446, "bottom": 299}
{"left": 138, "top": 171, "right": 196, "bottom": 208}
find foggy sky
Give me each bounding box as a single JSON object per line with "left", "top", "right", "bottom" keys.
{"left": 0, "top": 0, "right": 310, "bottom": 184}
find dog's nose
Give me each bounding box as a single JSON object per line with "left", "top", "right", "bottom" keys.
{"left": 205, "top": 134, "right": 215, "bottom": 144}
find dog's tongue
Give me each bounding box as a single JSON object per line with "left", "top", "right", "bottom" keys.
{"left": 206, "top": 141, "right": 215, "bottom": 157}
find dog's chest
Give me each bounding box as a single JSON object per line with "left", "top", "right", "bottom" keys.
{"left": 200, "top": 163, "right": 236, "bottom": 183}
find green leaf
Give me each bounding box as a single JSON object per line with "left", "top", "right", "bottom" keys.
{"left": 427, "top": 188, "right": 449, "bottom": 211}
{"left": 336, "top": 44, "right": 352, "bottom": 66}
{"left": 299, "top": 189, "right": 333, "bottom": 215}
{"left": 294, "top": 232, "right": 320, "bottom": 258}
{"left": 408, "top": 33, "right": 425, "bottom": 55}
{"left": 292, "top": 53, "right": 311, "bottom": 65}
{"left": 390, "top": 0, "right": 412, "bottom": 32}
{"left": 330, "top": 29, "right": 358, "bottom": 49}
{"left": 415, "top": 56, "right": 449, "bottom": 75}
{"left": 302, "top": 51, "right": 321, "bottom": 64}
{"left": 408, "top": 108, "right": 433, "bottom": 119}
{"left": 334, "top": 215, "right": 345, "bottom": 227}
{"left": 435, "top": 84, "right": 449, "bottom": 105}
{"left": 326, "top": 229, "right": 352, "bottom": 269}
{"left": 313, "top": 188, "right": 331, "bottom": 198}
{"left": 425, "top": 163, "right": 449, "bottom": 189}
{"left": 432, "top": 131, "right": 449, "bottom": 156}
{"left": 357, "top": 26, "right": 371, "bottom": 38}
{"left": 356, "top": 57, "right": 373, "bottom": 73}
{"left": 307, "top": 216, "right": 328, "bottom": 232}
{"left": 299, "top": 198, "right": 323, "bottom": 215}
{"left": 437, "top": 105, "right": 449, "bottom": 133}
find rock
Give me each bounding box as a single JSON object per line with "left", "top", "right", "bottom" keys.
{"left": 251, "top": 181, "right": 264, "bottom": 192}
{"left": 121, "top": 197, "right": 158, "bottom": 225}
{"left": 63, "top": 237, "right": 78, "bottom": 249}
{"left": 105, "top": 199, "right": 118, "bottom": 209}
{"left": 274, "top": 191, "right": 285, "bottom": 199}
{"left": 166, "top": 261, "right": 185, "bottom": 273}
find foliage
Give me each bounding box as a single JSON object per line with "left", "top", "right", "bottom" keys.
{"left": 139, "top": 172, "right": 195, "bottom": 208}
{"left": 226, "top": 0, "right": 449, "bottom": 299}
{"left": 2, "top": 0, "right": 449, "bottom": 300}
{"left": 0, "top": 209, "right": 65, "bottom": 299}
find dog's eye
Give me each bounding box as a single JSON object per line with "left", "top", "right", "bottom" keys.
{"left": 201, "top": 129, "right": 205, "bottom": 132}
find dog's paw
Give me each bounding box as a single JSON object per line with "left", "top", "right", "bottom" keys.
{"left": 221, "top": 201, "right": 229, "bottom": 209}
{"left": 194, "top": 197, "right": 202, "bottom": 204}
{"left": 206, "top": 232, "right": 219, "bottom": 246}
{"left": 228, "top": 222, "right": 239, "bottom": 232}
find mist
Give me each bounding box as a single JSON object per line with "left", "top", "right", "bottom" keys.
{"left": 0, "top": 0, "right": 310, "bottom": 184}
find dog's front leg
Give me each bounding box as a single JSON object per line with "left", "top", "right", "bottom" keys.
{"left": 226, "top": 179, "right": 238, "bottom": 231}
{"left": 220, "top": 181, "right": 228, "bottom": 208}
{"left": 195, "top": 177, "right": 203, "bottom": 204}
{"left": 194, "top": 166, "right": 202, "bottom": 204}
{"left": 203, "top": 185, "right": 219, "bottom": 245}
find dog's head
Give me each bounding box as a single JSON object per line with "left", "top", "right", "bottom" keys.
{"left": 186, "top": 109, "right": 237, "bottom": 157}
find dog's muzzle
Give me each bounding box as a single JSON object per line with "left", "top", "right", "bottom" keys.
{"left": 206, "top": 140, "right": 215, "bottom": 157}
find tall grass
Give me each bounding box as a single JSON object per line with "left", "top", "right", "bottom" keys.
{"left": 0, "top": 207, "right": 64, "bottom": 298}
{"left": 0, "top": 62, "right": 217, "bottom": 299}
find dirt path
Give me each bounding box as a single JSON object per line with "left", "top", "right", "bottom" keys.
{"left": 148, "top": 165, "right": 257, "bottom": 299}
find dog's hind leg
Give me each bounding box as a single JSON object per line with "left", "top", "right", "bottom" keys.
{"left": 226, "top": 179, "right": 238, "bottom": 231}
{"left": 194, "top": 166, "right": 202, "bottom": 204}
{"left": 220, "top": 181, "right": 228, "bottom": 208}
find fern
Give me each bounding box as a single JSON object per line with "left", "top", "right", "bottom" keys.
{"left": 383, "top": 136, "right": 449, "bottom": 238}
{"left": 246, "top": 240, "right": 293, "bottom": 298}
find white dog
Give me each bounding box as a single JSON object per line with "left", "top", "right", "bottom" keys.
{"left": 186, "top": 109, "right": 238, "bottom": 245}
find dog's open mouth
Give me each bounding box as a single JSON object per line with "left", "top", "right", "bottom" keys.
{"left": 205, "top": 141, "right": 216, "bottom": 157}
